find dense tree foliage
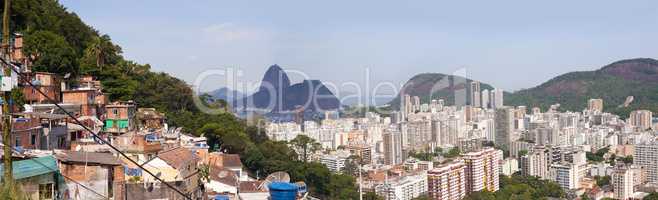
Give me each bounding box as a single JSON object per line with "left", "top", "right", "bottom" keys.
{"left": 517, "top": 150, "right": 528, "bottom": 157}
{"left": 363, "top": 192, "right": 384, "bottom": 200}
{"left": 408, "top": 151, "right": 435, "bottom": 161}
{"left": 289, "top": 135, "right": 322, "bottom": 163}
{"left": 620, "top": 155, "right": 633, "bottom": 164}
{"left": 586, "top": 147, "right": 609, "bottom": 163}
{"left": 492, "top": 173, "right": 565, "bottom": 200}
{"left": 409, "top": 147, "right": 461, "bottom": 161}
{"left": 463, "top": 190, "right": 496, "bottom": 200}
{"left": 411, "top": 195, "right": 430, "bottom": 200}
{"left": 645, "top": 192, "right": 658, "bottom": 200}
{"left": 594, "top": 175, "right": 611, "bottom": 187}
{"left": 1, "top": 1, "right": 361, "bottom": 199}
{"left": 23, "top": 30, "right": 78, "bottom": 75}
{"left": 444, "top": 147, "right": 461, "bottom": 158}
{"left": 342, "top": 155, "right": 368, "bottom": 176}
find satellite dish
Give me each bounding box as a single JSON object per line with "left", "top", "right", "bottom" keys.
{"left": 218, "top": 170, "right": 229, "bottom": 178}
{"left": 261, "top": 171, "right": 291, "bottom": 190}
{"left": 64, "top": 73, "right": 71, "bottom": 79}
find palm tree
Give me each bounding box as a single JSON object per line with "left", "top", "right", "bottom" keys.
{"left": 85, "top": 34, "right": 120, "bottom": 72}
{"left": 289, "top": 135, "right": 321, "bottom": 162}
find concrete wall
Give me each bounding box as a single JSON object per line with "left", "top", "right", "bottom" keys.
{"left": 59, "top": 164, "right": 125, "bottom": 200}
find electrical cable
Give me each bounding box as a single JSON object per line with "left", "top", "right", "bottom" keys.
{"left": 5, "top": 145, "right": 110, "bottom": 199}
{"left": 0, "top": 57, "right": 193, "bottom": 200}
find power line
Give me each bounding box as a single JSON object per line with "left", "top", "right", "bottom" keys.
{"left": 0, "top": 57, "right": 193, "bottom": 200}
{"left": 6, "top": 146, "right": 110, "bottom": 199}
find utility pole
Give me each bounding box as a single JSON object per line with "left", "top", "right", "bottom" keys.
{"left": 358, "top": 163, "right": 363, "bottom": 200}
{"left": 1, "top": 0, "right": 12, "bottom": 188}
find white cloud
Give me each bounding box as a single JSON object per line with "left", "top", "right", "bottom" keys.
{"left": 201, "top": 23, "right": 264, "bottom": 43}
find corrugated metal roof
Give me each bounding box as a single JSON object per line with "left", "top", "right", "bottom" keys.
{"left": 54, "top": 150, "right": 123, "bottom": 165}
{"left": 0, "top": 156, "right": 58, "bottom": 180}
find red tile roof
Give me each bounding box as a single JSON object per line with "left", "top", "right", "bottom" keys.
{"left": 209, "top": 165, "right": 237, "bottom": 186}
{"left": 157, "top": 147, "right": 197, "bottom": 169}
{"left": 206, "top": 153, "right": 243, "bottom": 168}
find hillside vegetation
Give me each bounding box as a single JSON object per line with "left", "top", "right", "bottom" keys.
{"left": 2, "top": 1, "right": 359, "bottom": 199}
{"left": 389, "top": 59, "right": 658, "bottom": 117}
{"left": 506, "top": 58, "right": 658, "bottom": 117}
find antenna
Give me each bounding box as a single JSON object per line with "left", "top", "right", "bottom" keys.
{"left": 261, "top": 171, "right": 291, "bottom": 191}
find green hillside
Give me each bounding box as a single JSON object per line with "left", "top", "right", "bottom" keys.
{"left": 506, "top": 58, "right": 658, "bottom": 117}
{"left": 388, "top": 59, "right": 658, "bottom": 118}
{"left": 1, "top": 1, "right": 360, "bottom": 199}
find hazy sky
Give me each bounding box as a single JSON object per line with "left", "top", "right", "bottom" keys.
{"left": 61, "top": 0, "right": 658, "bottom": 93}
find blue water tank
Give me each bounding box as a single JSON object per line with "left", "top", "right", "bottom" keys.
{"left": 268, "top": 182, "right": 298, "bottom": 200}
{"left": 212, "top": 195, "right": 229, "bottom": 200}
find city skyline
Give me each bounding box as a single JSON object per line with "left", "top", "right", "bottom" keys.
{"left": 1, "top": 1, "right": 657, "bottom": 200}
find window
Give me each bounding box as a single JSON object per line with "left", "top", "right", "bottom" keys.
{"left": 39, "top": 183, "right": 53, "bottom": 200}
{"left": 58, "top": 137, "right": 66, "bottom": 148}
{"left": 31, "top": 133, "right": 36, "bottom": 145}
{"left": 113, "top": 108, "right": 118, "bottom": 116}
{"left": 14, "top": 135, "right": 20, "bottom": 147}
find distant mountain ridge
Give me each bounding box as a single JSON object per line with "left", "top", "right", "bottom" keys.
{"left": 207, "top": 87, "right": 244, "bottom": 102}
{"left": 506, "top": 58, "right": 658, "bottom": 116}
{"left": 387, "top": 73, "right": 496, "bottom": 109}
{"left": 236, "top": 65, "right": 340, "bottom": 113}
{"left": 388, "top": 58, "right": 658, "bottom": 117}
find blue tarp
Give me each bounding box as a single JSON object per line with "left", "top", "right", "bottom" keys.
{"left": 0, "top": 156, "right": 58, "bottom": 180}
{"left": 145, "top": 133, "right": 158, "bottom": 142}
{"left": 124, "top": 165, "right": 143, "bottom": 176}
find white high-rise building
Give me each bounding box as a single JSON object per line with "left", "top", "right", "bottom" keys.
{"left": 431, "top": 118, "right": 441, "bottom": 145}
{"left": 413, "top": 96, "right": 421, "bottom": 112}
{"left": 634, "top": 143, "right": 658, "bottom": 183}
{"left": 446, "top": 117, "right": 460, "bottom": 146}
{"left": 495, "top": 107, "right": 514, "bottom": 148}
{"left": 383, "top": 128, "right": 404, "bottom": 165}
{"left": 501, "top": 158, "right": 519, "bottom": 176}
{"left": 470, "top": 81, "right": 481, "bottom": 108}
{"left": 549, "top": 163, "right": 579, "bottom": 190}
{"left": 320, "top": 152, "right": 349, "bottom": 172}
{"left": 520, "top": 149, "right": 549, "bottom": 179}
{"left": 629, "top": 110, "right": 653, "bottom": 131}
{"left": 403, "top": 94, "right": 412, "bottom": 121}
{"left": 407, "top": 120, "right": 432, "bottom": 149}
{"left": 376, "top": 172, "right": 427, "bottom": 200}
{"left": 510, "top": 140, "right": 533, "bottom": 158}
{"left": 463, "top": 148, "right": 501, "bottom": 193}
{"left": 491, "top": 89, "right": 504, "bottom": 109}
{"left": 427, "top": 159, "right": 467, "bottom": 200}
{"left": 481, "top": 89, "right": 490, "bottom": 109}
{"left": 483, "top": 119, "right": 495, "bottom": 142}
{"left": 532, "top": 127, "right": 559, "bottom": 146}
{"left": 612, "top": 166, "right": 634, "bottom": 200}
